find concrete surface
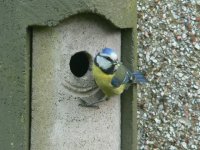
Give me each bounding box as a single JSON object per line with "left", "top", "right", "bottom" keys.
{"left": 0, "top": 0, "right": 136, "bottom": 149}
{"left": 31, "top": 15, "right": 121, "bottom": 150}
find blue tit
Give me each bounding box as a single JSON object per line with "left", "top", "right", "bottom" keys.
{"left": 92, "top": 48, "right": 147, "bottom": 97}
{"left": 79, "top": 48, "right": 147, "bottom": 108}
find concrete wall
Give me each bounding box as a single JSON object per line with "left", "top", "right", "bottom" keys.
{"left": 0, "top": 1, "right": 136, "bottom": 149}
{"left": 31, "top": 15, "right": 121, "bottom": 150}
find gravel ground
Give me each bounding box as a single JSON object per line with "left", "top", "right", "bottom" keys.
{"left": 137, "top": 0, "right": 200, "bottom": 149}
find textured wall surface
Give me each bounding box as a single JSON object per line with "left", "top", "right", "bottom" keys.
{"left": 32, "top": 15, "right": 121, "bottom": 150}
{"left": 137, "top": 0, "right": 200, "bottom": 149}
{"left": 0, "top": 0, "right": 136, "bottom": 149}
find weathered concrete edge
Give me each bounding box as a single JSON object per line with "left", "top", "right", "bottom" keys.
{"left": 121, "top": 29, "right": 138, "bottom": 150}
{"left": 17, "top": 0, "right": 136, "bottom": 28}
{"left": 121, "top": 1, "right": 138, "bottom": 149}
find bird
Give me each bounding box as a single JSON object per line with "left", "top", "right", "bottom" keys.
{"left": 79, "top": 48, "right": 147, "bottom": 108}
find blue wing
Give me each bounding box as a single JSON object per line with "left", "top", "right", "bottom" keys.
{"left": 111, "top": 64, "right": 148, "bottom": 88}
{"left": 111, "top": 77, "right": 122, "bottom": 88}
{"left": 111, "top": 65, "right": 132, "bottom": 88}
{"left": 132, "top": 71, "right": 148, "bottom": 83}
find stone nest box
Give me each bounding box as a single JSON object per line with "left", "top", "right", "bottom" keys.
{"left": 0, "top": 0, "right": 138, "bottom": 150}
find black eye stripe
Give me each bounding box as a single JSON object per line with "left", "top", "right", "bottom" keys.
{"left": 104, "top": 56, "right": 113, "bottom": 62}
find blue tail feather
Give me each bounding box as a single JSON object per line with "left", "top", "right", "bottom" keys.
{"left": 132, "top": 71, "right": 148, "bottom": 83}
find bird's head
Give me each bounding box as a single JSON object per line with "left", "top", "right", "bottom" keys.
{"left": 94, "top": 48, "right": 120, "bottom": 74}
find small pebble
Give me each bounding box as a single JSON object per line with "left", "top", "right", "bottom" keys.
{"left": 194, "top": 43, "right": 200, "bottom": 50}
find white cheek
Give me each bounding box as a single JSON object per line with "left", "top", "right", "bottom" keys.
{"left": 110, "top": 53, "right": 118, "bottom": 61}
{"left": 96, "top": 56, "right": 112, "bottom": 69}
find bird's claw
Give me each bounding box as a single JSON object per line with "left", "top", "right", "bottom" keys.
{"left": 105, "top": 97, "right": 110, "bottom": 101}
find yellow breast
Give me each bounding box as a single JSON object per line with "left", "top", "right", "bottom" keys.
{"left": 92, "top": 64, "right": 125, "bottom": 97}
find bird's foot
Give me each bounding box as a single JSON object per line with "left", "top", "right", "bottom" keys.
{"left": 105, "top": 97, "right": 110, "bottom": 101}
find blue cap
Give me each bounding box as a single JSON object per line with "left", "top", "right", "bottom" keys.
{"left": 102, "top": 48, "right": 115, "bottom": 55}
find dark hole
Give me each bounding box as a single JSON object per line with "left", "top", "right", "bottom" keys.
{"left": 70, "top": 51, "right": 90, "bottom": 77}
